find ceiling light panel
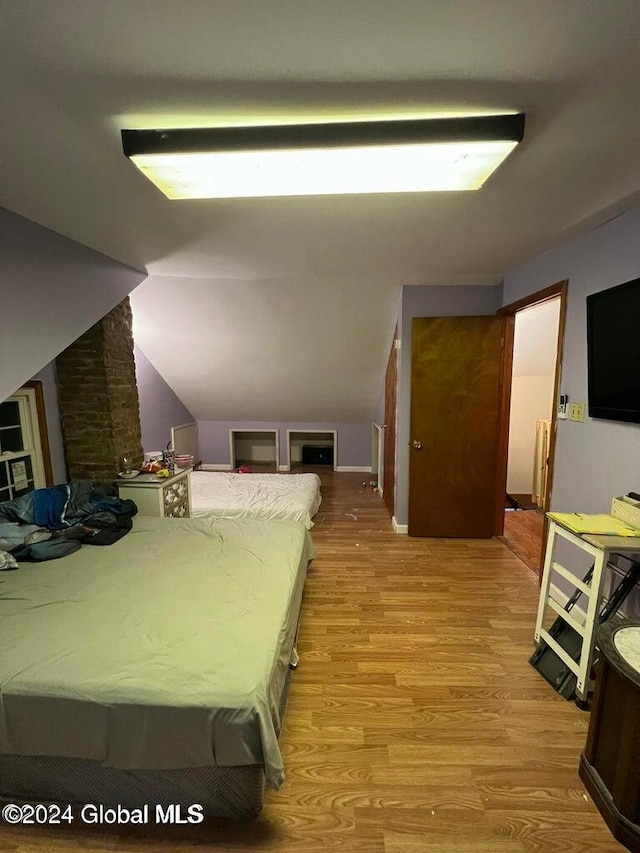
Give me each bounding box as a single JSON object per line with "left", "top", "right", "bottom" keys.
{"left": 122, "top": 114, "right": 525, "bottom": 199}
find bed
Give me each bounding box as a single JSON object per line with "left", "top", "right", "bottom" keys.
{"left": 0, "top": 514, "right": 315, "bottom": 819}
{"left": 189, "top": 470, "right": 322, "bottom": 529}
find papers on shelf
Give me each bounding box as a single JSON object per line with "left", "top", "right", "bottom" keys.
{"left": 548, "top": 512, "right": 640, "bottom": 536}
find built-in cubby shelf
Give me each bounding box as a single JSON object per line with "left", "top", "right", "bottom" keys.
{"left": 229, "top": 429, "right": 279, "bottom": 469}
{"left": 286, "top": 430, "right": 337, "bottom": 470}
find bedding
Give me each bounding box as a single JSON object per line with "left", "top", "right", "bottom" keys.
{"left": 0, "top": 666, "right": 294, "bottom": 820}
{"left": 0, "top": 549, "right": 17, "bottom": 570}
{"left": 0, "top": 480, "right": 138, "bottom": 559}
{"left": 0, "top": 515, "right": 314, "bottom": 807}
{"left": 190, "top": 470, "right": 322, "bottom": 528}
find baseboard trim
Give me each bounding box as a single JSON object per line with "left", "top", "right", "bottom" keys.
{"left": 278, "top": 465, "right": 290, "bottom": 472}
{"left": 336, "top": 466, "right": 372, "bottom": 473}
{"left": 200, "top": 463, "right": 233, "bottom": 471}
{"left": 392, "top": 517, "right": 408, "bottom": 535}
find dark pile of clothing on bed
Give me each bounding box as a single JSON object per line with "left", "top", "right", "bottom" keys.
{"left": 0, "top": 481, "right": 137, "bottom": 566}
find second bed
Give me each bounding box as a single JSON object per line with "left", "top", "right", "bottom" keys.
{"left": 189, "top": 470, "right": 322, "bottom": 528}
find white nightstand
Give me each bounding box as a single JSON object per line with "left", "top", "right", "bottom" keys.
{"left": 117, "top": 468, "right": 192, "bottom": 518}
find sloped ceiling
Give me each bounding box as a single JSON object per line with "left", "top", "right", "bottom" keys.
{"left": 2, "top": 1, "right": 640, "bottom": 421}
{"left": 131, "top": 274, "right": 401, "bottom": 422}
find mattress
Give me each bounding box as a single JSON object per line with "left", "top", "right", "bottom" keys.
{"left": 0, "top": 667, "right": 295, "bottom": 820}
{"left": 190, "top": 471, "right": 322, "bottom": 528}
{"left": 0, "top": 515, "right": 314, "bottom": 790}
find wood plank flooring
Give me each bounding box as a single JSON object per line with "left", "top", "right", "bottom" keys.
{"left": 0, "top": 469, "right": 624, "bottom": 852}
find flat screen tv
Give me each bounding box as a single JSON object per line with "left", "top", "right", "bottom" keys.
{"left": 586, "top": 276, "right": 640, "bottom": 424}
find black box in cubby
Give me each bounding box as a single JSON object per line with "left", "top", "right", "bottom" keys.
{"left": 302, "top": 445, "right": 334, "bottom": 465}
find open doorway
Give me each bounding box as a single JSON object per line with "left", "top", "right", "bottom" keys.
{"left": 500, "top": 283, "right": 566, "bottom": 573}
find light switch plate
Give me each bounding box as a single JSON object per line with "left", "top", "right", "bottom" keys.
{"left": 569, "top": 402, "right": 585, "bottom": 422}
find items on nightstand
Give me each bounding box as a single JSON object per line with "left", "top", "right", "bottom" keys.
{"left": 116, "top": 468, "right": 192, "bottom": 518}
{"left": 162, "top": 446, "right": 175, "bottom": 474}
{"left": 174, "top": 454, "right": 194, "bottom": 470}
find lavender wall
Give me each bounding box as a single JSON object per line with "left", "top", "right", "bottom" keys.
{"left": 134, "top": 345, "right": 195, "bottom": 454}
{"left": 19, "top": 344, "right": 195, "bottom": 486}
{"left": 374, "top": 383, "right": 385, "bottom": 428}
{"left": 502, "top": 205, "right": 640, "bottom": 513}
{"left": 394, "top": 284, "right": 504, "bottom": 526}
{"left": 197, "top": 420, "right": 371, "bottom": 469}
{"left": 0, "top": 208, "right": 146, "bottom": 402}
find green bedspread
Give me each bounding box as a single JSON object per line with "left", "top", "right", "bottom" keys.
{"left": 0, "top": 515, "right": 314, "bottom": 789}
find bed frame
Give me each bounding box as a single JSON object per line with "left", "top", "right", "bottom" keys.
{"left": 0, "top": 668, "right": 293, "bottom": 821}
{"left": 0, "top": 512, "right": 310, "bottom": 822}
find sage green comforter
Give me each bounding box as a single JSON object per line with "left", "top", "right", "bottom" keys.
{"left": 0, "top": 515, "right": 314, "bottom": 789}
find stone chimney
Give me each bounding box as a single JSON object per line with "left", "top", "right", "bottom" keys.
{"left": 56, "top": 297, "right": 143, "bottom": 482}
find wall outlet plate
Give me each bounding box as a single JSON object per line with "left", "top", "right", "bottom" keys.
{"left": 569, "top": 402, "right": 585, "bottom": 422}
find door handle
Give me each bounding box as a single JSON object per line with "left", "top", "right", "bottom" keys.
{"left": 412, "top": 439, "right": 422, "bottom": 450}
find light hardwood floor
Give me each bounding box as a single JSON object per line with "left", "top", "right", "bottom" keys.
{"left": 0, "top": 470, "right": 624, "bottom": 852}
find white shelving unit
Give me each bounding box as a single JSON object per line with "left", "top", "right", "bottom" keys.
{"left": 534, "top": 517, "right": 640, "bottom": 702}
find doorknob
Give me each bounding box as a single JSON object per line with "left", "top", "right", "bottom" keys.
{"left": 412, "top": 439, "right": 422, "bottom": 450}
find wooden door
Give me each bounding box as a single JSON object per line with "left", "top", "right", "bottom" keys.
{"left": 383, "top": 331, "right": 397, "bottom": 519}
{"left": 408, "top": 316, "right": 507, "bottom": 537}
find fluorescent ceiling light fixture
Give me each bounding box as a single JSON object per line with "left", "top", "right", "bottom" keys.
{"left": 121, "top": 114, "right": 525, "bottom": 199}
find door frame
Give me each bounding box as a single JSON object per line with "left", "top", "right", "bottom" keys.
{"left": 498, "top": 279, "right": 568, "bottom": 577}
{"left": 371, "top": 422, "right": 384, "bottom": 494}
{"left": 383, "top": 329, "right": 398, "bottom": 521}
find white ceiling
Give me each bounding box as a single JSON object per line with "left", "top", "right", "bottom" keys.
{"left": 2, "top": 1, "right": 640, "bottom": 421}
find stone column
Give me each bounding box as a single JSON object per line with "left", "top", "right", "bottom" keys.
{"left": 56, "top": 297, "right": 143, "bottom": 482}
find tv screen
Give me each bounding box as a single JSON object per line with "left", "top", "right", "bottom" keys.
{"left": 586, "top": 277, "right": 640, "bottom": 424}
